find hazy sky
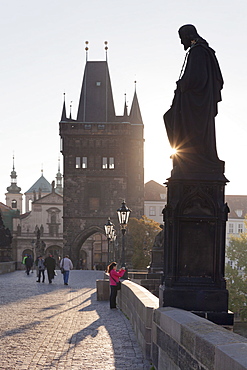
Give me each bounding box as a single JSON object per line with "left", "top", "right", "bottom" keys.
{"left": 1, "top": 0, "right": 247, "bottom": 205}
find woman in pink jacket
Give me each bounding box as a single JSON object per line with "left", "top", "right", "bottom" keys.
{"left": 107, "top": 262, "right": 126, "bottom": 309}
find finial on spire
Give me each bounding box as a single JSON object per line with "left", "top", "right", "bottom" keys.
{"left": 85, "top": 41, "right": 89, "bottom": 62}
{"left": 134, "top": 80, "right": 137, "bottom": 91}
{"left": 69, "top": 101, "right": 73, "bottom": 119}
{"left": 12, "top": 153, "right": 15, "bottom": 171}
{"left": 41, "top": 164, "right": 43, "bottom": 176}
{"left": 58, "top": 156, "right": 61, "bottom": 172}
{"left": 104, "top": 41, "right": 108, "bottom": 61}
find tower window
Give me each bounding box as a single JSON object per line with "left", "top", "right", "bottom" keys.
{"left": 76, "top": 157, "right": 81, "bottom": 168}
{"left": 96, "top": 82, "right": 101, "bottom": 86}
{"left": 102, "top": 157, "right": 115, "bottom": 169}
{"left": 84, "top": 124, "right": 92, "bottom": 130}
{"left": 82, "top": 157, "right": 88, "bottom": 169}
{"left": 11, "top": 200, "right": 17, "bottom": 208}
{"left": 102, "top": 157, "right": 108, "bottom": 169}
{"left": 109, "top": 157, "right": 115, "bottom": 169}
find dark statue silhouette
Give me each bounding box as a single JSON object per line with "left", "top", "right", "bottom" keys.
{"left": 161, "top": 26, "right": 233, "bottom": 326}
{"left": 164, "top": 24, "right": 224, "bottom": 175}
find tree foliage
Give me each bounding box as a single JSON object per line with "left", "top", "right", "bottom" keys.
{"left": 226, "top": 233, "right": 247, "bottom": 321}
{"left": 127, "top": 216, "right": 162, "bottom": 270}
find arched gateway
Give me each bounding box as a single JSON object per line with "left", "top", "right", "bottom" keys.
{"left": 66, "top": 226, "right": 109, "bottom": 270}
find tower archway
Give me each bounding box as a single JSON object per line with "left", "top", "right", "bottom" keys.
{"left": 69, "top": 226, "right": 109, "bottom": 269}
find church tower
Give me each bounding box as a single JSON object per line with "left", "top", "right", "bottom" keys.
{"left": 60, "top": 53, "right": 144, "bottom": 263}
{"left": 5, "top": 156, "right": 23, "bottom": 213}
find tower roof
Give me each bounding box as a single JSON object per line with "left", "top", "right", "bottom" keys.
{"left": 25, "top": 174, "right": 52, "bottom": 194}
{"left": 129, "top": 90, "right": 143, "bottom": 125}
{"left": 6, "top": 156, "right": 21, "bottom": 194}
{"left": 77, "top": 61, "right": 116, "bottom": 122}
{"left": 61, "top": 96, "right": 67, "bottom": 121}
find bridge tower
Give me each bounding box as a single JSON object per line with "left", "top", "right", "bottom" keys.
{"left": 60, "top": 56, "right": 144, "bottom": 265}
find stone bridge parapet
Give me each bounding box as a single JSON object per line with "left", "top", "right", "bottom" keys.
{"left": 117, "top": 280, "right": 247, "bottom": 370}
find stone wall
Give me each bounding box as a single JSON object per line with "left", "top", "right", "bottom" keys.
{"left": 117, "top": 280, "right": 159, "bottom": 359}
{"left": 0, "top": 261, "right": 16, "bottom": 274}
{"left": 118, "top": 280, "right": 247, "bottom": 370}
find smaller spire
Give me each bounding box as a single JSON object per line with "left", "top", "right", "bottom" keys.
{"left": 61, "top": 93, "right": 67, "bottom": 121}
{"left": 55, "top": 157, "right": 63, "bottom": 195}
{"left": 123, "top": 93, "right": 128, "bottom": 117}
{"left": 129, "top": 85, "right": 143, "bottom": 125}
{"left": 85, "top": 41, "right": 89, "bottom": 62}
{"left": 104, "top": 41, "right": 108, "bottom": 61}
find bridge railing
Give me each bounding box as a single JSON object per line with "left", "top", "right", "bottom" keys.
{"left": 117, "top": 280, "right": 247, "bottom": 370}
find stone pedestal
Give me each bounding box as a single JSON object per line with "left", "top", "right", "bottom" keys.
{"left": 96, "top": 279, "right": 110, "bottom": 301}
{"left": 160, "top": 167, "right": 233, "bottom": 325}
{"left": 149, "top": 248, "right": 164, "bottom": 273}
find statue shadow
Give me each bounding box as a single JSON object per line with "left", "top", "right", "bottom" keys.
{"left": 53, "top": 291, "right": 148, "bottom": 369}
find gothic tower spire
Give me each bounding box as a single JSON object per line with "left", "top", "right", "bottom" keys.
{"left": 129, "top": 83, "right": 143, "bottom": 124}
{"left": 77, "top": 60, "right": 116, "bottom": 122}
{"left": 61, "top": 93, "right": 67, "bottom": 121}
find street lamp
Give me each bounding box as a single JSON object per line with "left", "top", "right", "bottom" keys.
{"left": 117, "top": 200, "right": 131, "bottom": 271}
{"left": 104, "top": 217, "right": 114, "bottom": 265}
{"left": 110, "top": 228, "right": 117, "bottom": 261}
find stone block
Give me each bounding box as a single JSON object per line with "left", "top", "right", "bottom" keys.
{"left": 181, "top": 325, "right": 196, "bottom": 355}
{"left": 151, "top": 341, "right": 159, "bottom": 369}
{"left": 215, "top": 343, "right": 247, "bottom": 370}
{"left": 159, "top": 346, "right": 180, "bottom": 370}
{"left": 96, "top": 279, "right": 109, "bottom": 301}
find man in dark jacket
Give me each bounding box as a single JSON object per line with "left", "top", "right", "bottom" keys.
{"left": 25, "top": 255, "right": 33, "bottom": 275}
{"left": 44, "top": 254, "right": 56, "bottom": 284}
{"left": 164, "top": 24, "right": 224, "bottom": 175}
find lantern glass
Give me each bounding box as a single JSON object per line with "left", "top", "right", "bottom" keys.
{"left": 117, "top": 201, "right": 131, "bottom": 226}
{"left": 105, "top": 218, "right": 114, "bottom": 238}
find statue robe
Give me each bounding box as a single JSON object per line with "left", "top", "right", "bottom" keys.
{"left": 164, "top": 42, "right": 224, "bottom": 174}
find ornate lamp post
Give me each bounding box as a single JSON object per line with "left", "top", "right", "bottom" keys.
{"left": 117, "top": 201, "right": 131, "bottom": 272}
{"left": 112, "top": 229, "right": 117, "bottom": 261}
{"left": 104, "top": 217, "right": 114, "bottom": 265}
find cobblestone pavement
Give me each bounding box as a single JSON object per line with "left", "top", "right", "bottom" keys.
{"left": 0, "top": 270, "right": 151, "bottom": 370}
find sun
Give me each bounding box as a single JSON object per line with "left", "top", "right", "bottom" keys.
{"left": 171, "top": 148, "right": 177, "bottom": 155}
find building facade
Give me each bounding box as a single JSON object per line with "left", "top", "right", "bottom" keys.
{"left": 5, "top": 162, "right": 64, "bottom": 268}
{"left": 60, "top": 59, "right": 144, "bottom": 265}
{"left": 144, "top": 180, "right": 167, "bottom": 224}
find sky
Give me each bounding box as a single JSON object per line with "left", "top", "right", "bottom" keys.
{"left": 1, "top": 0, "right": 247, "bottom": 206}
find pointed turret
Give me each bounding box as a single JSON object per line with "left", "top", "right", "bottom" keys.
{"left": 77, "top": 61, "right": 116, "bottom": 122}
{"left": 123, "top": 93, "right": 128, "bottom": 118}
{"left": 129, "top": 89, "right": 143, "bottom": 125}
{"left": 61, "top": 94, "right": 67, "bottom": 121}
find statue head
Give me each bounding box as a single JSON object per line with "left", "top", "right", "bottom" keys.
{"left": 178, "top": 24, "right": 200, "bottom": 50}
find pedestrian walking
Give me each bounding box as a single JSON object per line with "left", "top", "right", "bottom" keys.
{"left": 107, "top": 262, "right": 125, "bottom": 309}
{"left": 36, "top": 256, "right": 45, "bottom": 283}
{"left": 44, "top": 254, "right": 56, "bottom": 284}
{"left": 60, "top": 255, "right": 73, "bottom": 285}
{"left": 25, "top": 255, "right": 34, "bottom": 276}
